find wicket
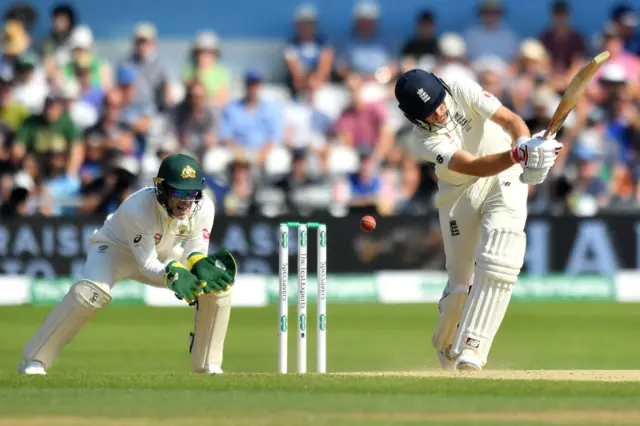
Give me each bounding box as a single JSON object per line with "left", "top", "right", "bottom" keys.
{"left": 278, "top": 222, "right": 327, "bottom": 374}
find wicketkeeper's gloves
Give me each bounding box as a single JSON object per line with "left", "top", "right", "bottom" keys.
{"left": 165, "top": 261, "right": 206, "bottom": 304}
{"left": 187, "top": 249, "right": 237, "bottom": 294}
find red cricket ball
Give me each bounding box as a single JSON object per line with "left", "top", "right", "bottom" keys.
{"left": 360, "top": 215, "right": 376, "bottom": 232}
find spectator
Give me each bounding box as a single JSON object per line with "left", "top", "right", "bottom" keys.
{"left": 12, "top": 93, "right": 83, "bottom": 180}
{"left": 120, "top": 22, "right": 172, "bottom": 112}
{"left": 283, "top": 74, "right": 331, "bottom": 170}
{"left": 334, "top": 0, "right": 397, "bottom": 83}
{"left": 40, "top": 3, "right": 77, "bottom": 74}
{"left": 60, "top": 25, "right": 112, "bottom": 91}
{"left": 616, "top": 5, "right": 640, "bottom": 55}
{"left": 400, "top": 10, "right": 440, "bottom": 72}
{"left": 0, "top": 67, "right": 30, "bottom": 129}
{"left": 72, "top": 56, "right": 105, "bottom": 114}
{"left": 605, "top": 88, "right": 638, "bottom": 202}
{"left": 0, "top": 19, "right": 30, "bottom": 67}
{"left": 510, "top": 39, "right": 552, "bottom": 118}
{"left": 275, "top": 147, "right": 321, "bottom": 212}
{"left": 61, "top": 79, "right": 98, "bottom": 130}
{"left": 0, "top": 119, "right": 15, "bottom": 168}
{"left": 463, "top": 0, "right": 520, "bottom": 62}
{"left": 219, "top": 155, "right": 256, "bottom": 216}
{"left": 284, "top": 3, "right": 333, "bottom": 96}
{"left": 172, "top": 80, "right": 217, "bottom": 159}
{"left": 566, "top": 145, "right": 609, "bottom": 215}
{"left": 11, "top": 52, "right": 49, "bottom": 114}
{"left": 474, "top": 58, "right": 514, "bottom": 110}
{"left": 333, "top": 73, "right": 393, "bottom": 160}
{"left": 116, "top": 64, "right": 154, "bottom": 158}
{"left": 83, "top": 89, "right": 135, "bottom": 169}
{"left": 539, "top": 0, "right": 587, "bottom": 90}
{"left": 218, "top": 70, "right": 282, "bottom": 166}
{"left": 183, "top": 31, "right": 231, "bottom": 108}
{"left": 594, "top": 24, "right": 640, "bottom": 93}
{"left": 80, "top": 153, "right": 140, "bottom": 215}
{"left": 434, "top": 33, "right": 476, "bottom": 83}
{"left": 0, "top": 186, "right": 30, "bottom": 217}
{"left": 347, "top": 148, "right": 380, "bottom": 210}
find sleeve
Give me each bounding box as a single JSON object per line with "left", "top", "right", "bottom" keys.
{"left": 181, "top": 196, "right": 215, "bottom": 263}
{"left": 454, "top": 77, "right": 503, "bottom": 120}
{"left": 15, "top": 120, "right": 31, "bottom": 146}
{"left": 122, "top": 204, "right": 170, "bottom": 287}
{"left": 284, "top": 38, "right": 299, "bottom": 60}
{"left": 267, "top": 103, "right": 284, "bottom": 143}
{"left": 415, "top": 128, "right": 458, "bottom": 169}
{"left": 218, "top": 105, "right": 233, "bottom": 140}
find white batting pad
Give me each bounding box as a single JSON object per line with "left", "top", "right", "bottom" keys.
{"left": 22, "top": 280, "right": 111, "bottom": 369}
{"left": 432, "top": 283, "right": 468, "bottom": 353}
{"left": 190, "top": 289, "right": 232, "bottom": 373}
{"left": 451, "top": 229, "right": 526, "bottom": 366}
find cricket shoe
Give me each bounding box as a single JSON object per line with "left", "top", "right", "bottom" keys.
{"left": 18, "top": 360, "right": 47, "bottom": 375}
{"left": 437, "top": 349, "right": 457, "bottom": 371}
{"left": 203, "top": 364, "right": 223, "bottom": 374}
{"left": 455, "top": 349, "right": 482, "bottom": 371}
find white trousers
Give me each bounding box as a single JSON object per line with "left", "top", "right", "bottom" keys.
{"left": 438, "top": 171, "right": 528, "bottom": 294}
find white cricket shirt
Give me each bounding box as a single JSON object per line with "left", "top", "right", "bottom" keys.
{"left": 89, "top": 187, "right": 215, "bottom": 286}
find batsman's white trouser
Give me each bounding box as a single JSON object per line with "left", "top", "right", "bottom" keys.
{"left": 435, "top": 169, "right": 527, "bottom": 367}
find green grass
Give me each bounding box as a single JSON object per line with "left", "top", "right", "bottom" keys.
{"left": 1, "top": 303, "right": 639, "bottom": 425}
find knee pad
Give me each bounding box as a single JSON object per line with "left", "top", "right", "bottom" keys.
{"left": 475, "top": 228, "right": 526, "bottom": 283}
{"left": 22, "top": 280, "right": 111, "bottom": 369}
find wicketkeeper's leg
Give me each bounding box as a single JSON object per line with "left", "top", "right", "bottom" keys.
{"left": 21, "top": 279, "right": 112, "bottom": 370}
{"left": 189, "top": 288, "right": 233, "bottom": 373}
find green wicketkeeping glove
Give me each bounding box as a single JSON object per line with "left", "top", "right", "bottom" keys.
{"left": 165, "top": 261, "right": 206, "bottom": 304}
{"left": 187, "top": 249, "right": 237, "bottom": 293}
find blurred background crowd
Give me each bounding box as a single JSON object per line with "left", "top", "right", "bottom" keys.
{"left": 0, "top": 0, "right": 638, "bottom": 218}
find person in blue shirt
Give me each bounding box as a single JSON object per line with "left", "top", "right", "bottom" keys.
{"left": 218, "top": 70, "right": 283, "bottom": 166}
{"left": 284, "top": 3, "right": 334, "bottom": 96}
{"left": 348, "top": 147, "right": 380, "bottom": 208}
{"left": 334, "top": 0, "right": 398, "bottom": 82}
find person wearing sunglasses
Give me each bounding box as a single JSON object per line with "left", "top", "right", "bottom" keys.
{"left": 19, "top": 153, "right": 236, "bottom": 375}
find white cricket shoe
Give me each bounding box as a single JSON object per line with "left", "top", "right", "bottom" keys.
{"left": 18, "top": 360, "right": 47, "bottom": 375}
{"left": 455, "top": 349, "right": 483, "bottom": 371}
{"left": 437, "top": 349, "right": 457, "bottom": 371}
{"left": 203, "top": 364, "right": 223, "bottom": 374}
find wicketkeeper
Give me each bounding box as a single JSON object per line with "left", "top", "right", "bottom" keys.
{"left": 19, "top": 154, "right": 236, "bottom": 375}
{"left": 395, "top": 69, "right": 562, "bottom": 370}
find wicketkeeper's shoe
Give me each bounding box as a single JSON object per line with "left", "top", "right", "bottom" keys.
{"left": 455, "top": 349, "right": 482, "bottom": 371}
{"left": 203, "top": 364, "right": 223, "bottom": 374}
{"left": 18, "top": 360, "right": 47, "bottom": 375}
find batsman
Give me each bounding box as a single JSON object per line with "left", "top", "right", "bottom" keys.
{"left": 19, "top": 154, "right": 236, "bottom": 375}
{"left": 395, "top": 69, "right": 562, "bottom": 370}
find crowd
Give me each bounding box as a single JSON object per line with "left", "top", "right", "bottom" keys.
{"left": 0, "top": 0, "right": 638, "bottom": 218}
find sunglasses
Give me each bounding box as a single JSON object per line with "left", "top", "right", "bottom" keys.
{"left": 169, "top": 189, "right": 201, "bottom": 199}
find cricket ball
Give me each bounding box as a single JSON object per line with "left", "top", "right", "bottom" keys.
{"left": 360, "top": 215, "right": 376, "bottom": 232}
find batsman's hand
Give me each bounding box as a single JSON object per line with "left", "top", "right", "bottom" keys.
{"left": 520, "top": 166, "right": 550, "bottom": 185}
{"left": 511, "top": 136, "right": 562, "bottom": 170}
{"left": 187, "top": 249, "right": 237, "bottom": 293}
{"left": 165, "top": 261, "right": 206, "bottom": 304}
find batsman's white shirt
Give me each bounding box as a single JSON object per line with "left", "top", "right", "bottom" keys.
{"left": 86, "top": 187, "right": 215, "bottom": 288}
{"left": 410, "top": 75, "right": 528, "bottom": 289}
{"left": 412, "top": 76, "right": 522, "bottom": 208}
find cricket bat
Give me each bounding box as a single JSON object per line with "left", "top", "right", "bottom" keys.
{"left": 543, "top": 51, "right": 610, "bottom": 139}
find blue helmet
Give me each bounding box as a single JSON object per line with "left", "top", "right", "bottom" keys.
{"left": 395, "top": 69, "right": 449, "bottom": 131}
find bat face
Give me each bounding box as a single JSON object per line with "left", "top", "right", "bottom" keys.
{"left": 544, "top": 51, "right": 610, "bottom": 139}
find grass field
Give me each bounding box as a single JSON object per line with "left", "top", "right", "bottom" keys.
{"left": 1, "top": 302, "right": 640, "bottom": 425}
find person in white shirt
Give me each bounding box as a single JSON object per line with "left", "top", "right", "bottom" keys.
{"left": 19, "top": 154, "right": 237, "bottom": 375}
{"left": 394, "top": 69, "right": 561, "bottom": 370}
